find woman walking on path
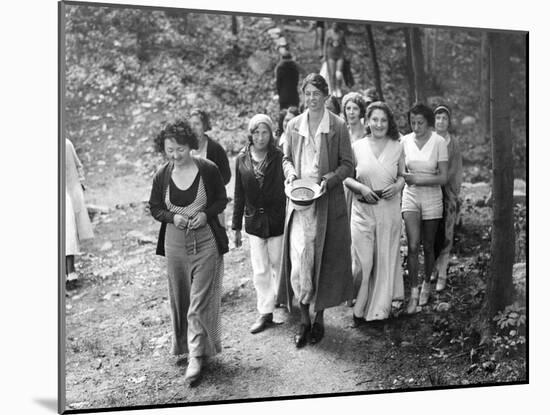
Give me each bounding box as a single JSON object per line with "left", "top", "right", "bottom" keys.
{"left": 344, "top": 102, "right": 405, "bottom": 325}
{"left": 189, "top": 109, "right": 231, "bottom": 227}
{"left": 432, "top": 105, "right": 463, "bottom": 291}
{"left": 277, "top": 73, "right": 354, "bottom": 348}
{"left": 149, "top": 120, "right": 229, "bottom": 385}
{"left": 401, "top": 103, "right": 448, "bottom": 313}
{"left": 65, "top": 138, "right": 94, "bottom": 284}
{"left": 232, "top": 114, "right": 286, "bottom": 334}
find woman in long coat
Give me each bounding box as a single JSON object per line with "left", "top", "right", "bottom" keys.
{"left": 277, "top": 73, "right": 354, "bottom": 348}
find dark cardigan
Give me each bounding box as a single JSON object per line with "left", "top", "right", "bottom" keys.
{"left": 275, "top": 59, "right": 300, "bottom": 109}
{"left": 205, "top": 136, "right": 231, "bottom": 185}
{"left": 232, "top": 145, "right": 286, "bottom": 239}
{"left": 149, "top": 157, "right": 229, "bottom": 256}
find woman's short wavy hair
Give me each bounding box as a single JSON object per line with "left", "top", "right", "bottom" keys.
{"left": 301, "top": 73, "right": 329, "bottom": 97}
{"left": 407, "top": 102, "right": 435, "bottom": 128}
{"left": 189, "top": 108, "right": 212, "bottom": 132}
{"left": 341, "top": 92, "right": 366, "bottom": 122}
{"left": 154, "top": 119, "right": 199, "bottom": 153}
{"left": 365, "top": 101, "right": 400, "bottom": 141}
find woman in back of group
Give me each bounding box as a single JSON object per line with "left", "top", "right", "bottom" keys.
{"left": 149, "top": 120, "right": 228, "bottom": 385}
{"left": 401, "top": 103, "right": 448, "bottom": 313}
{"left": 344, "top": 101, "right": 404, "bottom": 325}
{"left": 189, "top": 108, "right": 231, "bottom": 227}
{"left": 432, "top": 105, "right": 463, "bottom": 291}
{"left": 232, "top": 114, "right": 286, "bottom": 334}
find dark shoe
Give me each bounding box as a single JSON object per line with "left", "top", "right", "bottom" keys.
{"left": 250, "top": 313, "right": 273, "bottom": 334}
{"left": 294, "top": 323, "right": 310, "bottom": 348}
{"left": 352, "top": 314, "right": 365, "bottom": 328}
{"left": 310, "top": 322, "right": 325, "bottom": 344}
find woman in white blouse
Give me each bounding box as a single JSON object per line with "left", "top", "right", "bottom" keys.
{"left": 401, "top": 103, "right": 448, "bottom": 313}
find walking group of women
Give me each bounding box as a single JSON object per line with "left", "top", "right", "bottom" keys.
{"left": 148, "top": 72, "right": 462, "bottom": 385}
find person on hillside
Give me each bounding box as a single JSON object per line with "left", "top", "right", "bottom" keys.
{"left": 232, "top": 114, "right": 286, "bottom": 334}
{"left": 432, "top": 104, "right": 463, "bottom": 291}
{"left": 277, "top": 106, "right": 300, "bottom": 149}
{"left": 323, "top": 22, "right": 346, "bottom": 98}
{"left": 149, "top": 120, "right": 229, "bottom": 385}
{"left": 312, "top": 20, "right": 325, "bottom": 59}
{"left": 401, "top": 103, "right": 448, "bottom": 313}
{"left": 325, "top": 94, "right": 341, "bottom": 116}
{"left": 189, "top": 108, "right": 231, "bottom": 227}
{"left": 65, "top": 138, "right": 94, "bottom": 285}
{"left": 277, "top": 73, "right": 354, "bottom": 348}
{"left": 274, "top": 47, "right": 301, "bottom": 111}
{"left": 344, "top": 102, "right": 405, "bottom": 326}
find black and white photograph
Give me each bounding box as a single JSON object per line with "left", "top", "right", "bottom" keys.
{"left": 57, "top": 0, "right": 530, "bottom": 412}
{"left": 3, "top": 0, "right": 545, "bottom": 414}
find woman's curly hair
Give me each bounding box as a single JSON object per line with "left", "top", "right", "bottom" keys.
{"left": 153, "top": 119, "right": 199, "bottom": 153}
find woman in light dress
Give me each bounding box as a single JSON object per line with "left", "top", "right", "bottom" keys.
{"left": 65, "top": 138, "right": 94, "bottom": 284}
{"left": 344, "top": 102, "right": 405, "bottom": 325}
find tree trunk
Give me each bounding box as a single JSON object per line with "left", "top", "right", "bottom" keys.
{"left": 479, "top": 32, "right": 490, "bottom": 142}
{"left": 403, "top": 28, "right": 416, "bottom": 107}
{"left": 365, "top": 25, "right": 384, "bottom": 102}
{"left": 480, "top": 31, "right": 515, "bottom": 340}
{"left": 410, "top": 27, "right": 426, "bottom": 103}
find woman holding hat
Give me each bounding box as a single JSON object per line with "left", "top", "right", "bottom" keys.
{"left": 149, "top": 120, "right": 229, "bottom": 385}
{"left": 232, "top": 114, "right": 286, "bottom": 334}
{"left": 344, "top": 101, "right": 405, "bottom": 325}
{"left": 401, "top": 103, "right": 448, "bottom": 313}
{"left": 432, "top": 104, "right": 463, "bottom": 291}
{"left": 277, "top": 73, "right": 354, "bottom": 348}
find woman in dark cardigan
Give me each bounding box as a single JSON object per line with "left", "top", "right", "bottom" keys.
{"left": 189, "top": 108, "right": 231, "bottom": 227}
{"left": 232, "top": 114, "right": 286, "bottom": 334}
{"left": 149, "top": 120, "right": 228, "bottom": 386}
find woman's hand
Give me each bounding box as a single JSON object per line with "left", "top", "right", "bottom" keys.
{"left": 234, "top": 230, "right": 242, "bottom": 248}
{"left": 403, "top": 173, "right": 417, "bottom": 186}
{"left": 189, "top": 212, "right": 207, "bottom": 230}
{"left": 285, "top": 174, "right": 297, "bottom": 186}
{"left": 360, "top": 184, "right": 379, "bottom": 204}
{"left": 173, "top": 214, "right": 188, "bottom": 230}
{"left": 381, "top": 183, "right": 401, "bottom": 200}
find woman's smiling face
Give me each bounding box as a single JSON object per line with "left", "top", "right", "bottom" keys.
{"left": 368, "top": 109, "right": 389, "bottom": 139}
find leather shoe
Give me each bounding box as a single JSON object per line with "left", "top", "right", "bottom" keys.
{"left": 185, "top": 357, "right": 202, "bottom": 385}
{"left": 250, "top": 313, "right": 273, "bottom": 334}
{"left": 294, "top": 323, "right": 310, "bottom": 348}
{"left": 351, "top": 314, "right": 365, "bottom": 328}
{"left": 310, "top": 322, "right": 325, "bottom": 344}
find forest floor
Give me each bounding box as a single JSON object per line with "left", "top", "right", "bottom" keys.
{"left": 62, "top": 16, "right": 526, "bottom": 412}
{"left": 63, "top": 154, "right": 526, "bottom": 411}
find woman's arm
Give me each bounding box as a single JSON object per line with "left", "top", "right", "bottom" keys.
{"left": 282, "top": 125, "right": 297, "bottom": 184}
{"left": 203, "top": 164, "right": 229, "bottom": 219}
{"left": 149, "top": 168, "right": 176, "bottom": 224}
{"left": 404, "top": 161, "right": 448, "bottom": 186}
{"left": 321, "top": 121, "right": 354, "bottom": 190}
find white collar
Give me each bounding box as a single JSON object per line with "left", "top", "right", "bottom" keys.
{"left": 298, "top": 108, "right": 330, "bottom": 138}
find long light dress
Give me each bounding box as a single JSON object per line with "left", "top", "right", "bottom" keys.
{"left": 351, "top": 138, "right": 404, "bottom": 321}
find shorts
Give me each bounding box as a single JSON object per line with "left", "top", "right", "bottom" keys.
{"left": 401, "top": 185, "right": 443, "bottom": 220}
